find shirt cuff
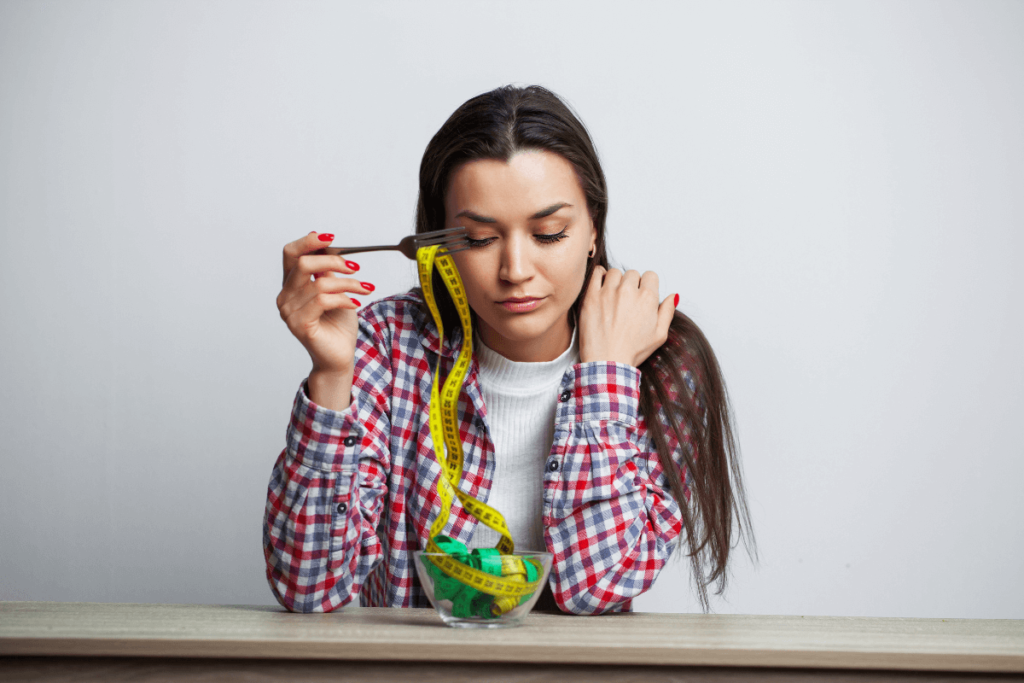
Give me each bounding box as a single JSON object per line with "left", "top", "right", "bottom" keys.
{"left": 285, "top": 379, "right": 365, "bottom": 472}
{"left": 555, "top": 362, "right": 642, "bottom": 426}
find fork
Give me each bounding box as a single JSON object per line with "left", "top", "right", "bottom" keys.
{"left": 320, "top": 227, "right": 471, "bottom": 260}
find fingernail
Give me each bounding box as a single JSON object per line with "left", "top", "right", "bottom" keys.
{"left": 318, "top": 233, "right": 335, "bottom": 242}
{"left": 349, "top": 297, "right": 361, "bottom": 307}
{"left": 345, "top": 260, "right": 360, "bottom": 271}
{"left": 674, "top": 294, "right": 680, "bottom": 307}
{"left": 360, "top": 282, "right": 375, "bottom": 292}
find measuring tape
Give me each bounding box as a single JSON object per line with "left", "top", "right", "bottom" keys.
{"left": 416, "top": 244, "right": 544, "bottom": 617}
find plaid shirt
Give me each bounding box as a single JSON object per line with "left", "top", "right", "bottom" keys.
{"left": 264, "top": 290, "right": 693, "bottom": 614}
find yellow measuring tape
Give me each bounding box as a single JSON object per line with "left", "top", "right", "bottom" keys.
{"left": 416, "top": 244, "right": 544, "bottom": 610}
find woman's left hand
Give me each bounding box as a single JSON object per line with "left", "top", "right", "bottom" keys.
{"left": 578, "top": 266, "right": 678, "bottom": 367}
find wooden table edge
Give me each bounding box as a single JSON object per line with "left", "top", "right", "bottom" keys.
{"left": 2, "top": 638, "right": 1023, "bottom": 674}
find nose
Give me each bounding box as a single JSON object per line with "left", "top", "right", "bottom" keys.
{"left": 498, "top": 233, "right": 535, "bottom": 285}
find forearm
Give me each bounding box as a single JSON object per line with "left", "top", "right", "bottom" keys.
{"left": 263, "top": 382, "right": 385, "bottom": 613}
{"left": 264, "top": 452, "right": 362, "bottom": 613}
{"left": 544, "top": 362, "right": 684, "bottom": 614}
{"left": 546, "top": 489, "right": 679, "bottom": 614}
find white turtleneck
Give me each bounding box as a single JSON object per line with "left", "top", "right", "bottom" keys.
{"left": 469, "top": 323, "right": 579, "bottom": 552}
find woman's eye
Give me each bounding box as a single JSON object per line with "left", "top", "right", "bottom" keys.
{"left": 465, "top": 227, "right": 568, "bottom": 248}
{"left": 535, "top": 227, "right": 569, "bottom": 243}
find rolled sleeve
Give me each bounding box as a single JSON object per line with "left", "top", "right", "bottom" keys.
{"left": 286, "top": 380, "right": 365, "bottom": 472}
{"left": 555, "top": 362, "right": 642, "bottom": 426}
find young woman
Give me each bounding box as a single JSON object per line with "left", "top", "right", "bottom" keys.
{"left": 267, "top": 85, "right": 753, "bottom": 614}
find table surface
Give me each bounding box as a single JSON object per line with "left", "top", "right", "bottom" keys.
{"left": 1, "top": 602, "right": 1023, "bottom": 674}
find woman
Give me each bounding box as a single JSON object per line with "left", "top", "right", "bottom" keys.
{"left": 267, "top": 85, "right": 753, "bottom": 614}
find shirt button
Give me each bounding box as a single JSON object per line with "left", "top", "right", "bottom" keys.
{"left": 559, "top": 390, "right": 571, "bottom": 402}
{"left": 547, "top": 460, "right": 559, "bottom": 473}
{"left": 337, "top": 502, "right": 348, "bottom": 514}
{"left": 343, "top": 435, "right": 357, "bottom": 447}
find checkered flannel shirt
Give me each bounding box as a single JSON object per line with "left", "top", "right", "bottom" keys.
{"left": 264, "top": 290, "right": 694, "bottom": 614}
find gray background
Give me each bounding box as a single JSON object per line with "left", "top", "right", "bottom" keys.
{"left": 1, "top": 0, "right": 1021, "bottom": 618}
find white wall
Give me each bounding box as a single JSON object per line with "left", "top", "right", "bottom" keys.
{"left": 1, "top": 0, "right": 1021, "bottom": 618}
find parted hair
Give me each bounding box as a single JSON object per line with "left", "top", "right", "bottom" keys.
{"left": 411, "top": 85, "right": 755, "bottom": 611}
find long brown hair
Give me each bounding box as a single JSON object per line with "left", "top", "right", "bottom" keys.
{"left": 412, "top": 85, "right": 755, "bottom": 611}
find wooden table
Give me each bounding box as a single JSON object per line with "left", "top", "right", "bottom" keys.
{"left": 1, "top": 602, "right": 1022, "bottom": 681}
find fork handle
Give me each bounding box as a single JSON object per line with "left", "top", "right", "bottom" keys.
{"left": 320, "top": 245, "right": 400, "bottom": 257}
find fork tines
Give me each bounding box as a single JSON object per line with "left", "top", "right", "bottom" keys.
{"left": 416, "top": 227, "right": 471, "bottom": 255}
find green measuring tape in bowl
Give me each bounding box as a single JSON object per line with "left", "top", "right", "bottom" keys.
{"left": 416, "top": 244, "right": 544, "bottom": 618}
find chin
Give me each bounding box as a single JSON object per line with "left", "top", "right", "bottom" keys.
{"left": 487, "top": 312, "right": 560, "bottom": 341}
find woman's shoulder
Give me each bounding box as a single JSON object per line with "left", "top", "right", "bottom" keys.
{"left": 355, "top": 288, "right": 431, "bottom": 347}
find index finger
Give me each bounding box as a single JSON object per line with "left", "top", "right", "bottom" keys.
{"left": 283, "top": 231, "right": 335, "bottom": 283}
{"left": 586, "top": 264, "right": 606, "bottom": 295}
{"left": 639, "top": 270, "right": 660, "bottom": 294}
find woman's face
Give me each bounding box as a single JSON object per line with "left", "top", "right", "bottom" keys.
{"left": 445, "top": 149, "right": 597, "bottom": 363}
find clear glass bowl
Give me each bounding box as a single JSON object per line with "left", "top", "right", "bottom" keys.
{"left": 413, "top": 550, "right": 554, "bottom": 628}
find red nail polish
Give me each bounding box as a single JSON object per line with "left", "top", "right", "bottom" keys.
{"left": 318, "top": 233, "right": 335, "bottom": 242}
{"left": 349, "top": 297, "right": 361, "bottom": 307}
{"left": 345, "top": 261, "right": 360, "bottom": 271}
{"left": 674, "top": 294, "right": 680, "bottom": 307}
{"left": 360, "top": 282, "right": 375, "bottom": 292}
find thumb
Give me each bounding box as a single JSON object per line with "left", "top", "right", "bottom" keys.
{"left": 583, "top": 265, "right": 605, "bottom": 305}
{"left": 656, "top": 293, "right": 678, "bottom": 340}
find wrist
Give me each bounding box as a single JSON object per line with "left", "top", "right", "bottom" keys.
{"left": 309, "top": 363, "right": 354, "bottom": 381}
{"left": 307, "top": 366, "right": 354, "bottom": 412}
{"left": 579, "top": 354, "right": 635, "bottom": 366}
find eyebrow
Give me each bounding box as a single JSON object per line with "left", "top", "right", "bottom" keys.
{"left": 455, "top": 203, "right": 572, "bottom": 224}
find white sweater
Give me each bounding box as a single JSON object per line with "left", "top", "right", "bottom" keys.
{"left": 469, "top": 324, "right": 579, "bottom": 552}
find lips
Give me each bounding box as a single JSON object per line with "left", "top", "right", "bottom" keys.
{"left": 499, "top": 296, "right": 543, "bottom": 313}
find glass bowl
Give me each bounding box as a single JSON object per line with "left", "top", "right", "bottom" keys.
{"left": 413, "top": 549, "right": 554, "bottom": 628}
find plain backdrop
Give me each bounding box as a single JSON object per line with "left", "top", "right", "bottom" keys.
{"left": 1, "top": 0, "right": 1021, "bottom": 618}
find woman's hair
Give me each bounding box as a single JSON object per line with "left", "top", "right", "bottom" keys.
{"left": 412, "top": 84, "right": 754, "bottom": 611}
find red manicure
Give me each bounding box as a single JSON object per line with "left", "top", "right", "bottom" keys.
{"left": 318, "top": 233, "right": 335, "bottom": 242}
{"left": 674, "top": 294, "right": 680, "bottom": 307}
{"left": 345, "top": 261, "right": 360, "bottom": 271}
{"left": 349, "top": 297, "right": 361, "bottom": 307}
{"left": 360, "top": 282, "right": 375, "bottom": 292}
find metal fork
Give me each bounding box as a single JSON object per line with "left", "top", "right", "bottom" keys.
{"left": 320, "top": 227, "right": 471, "bottom": 260}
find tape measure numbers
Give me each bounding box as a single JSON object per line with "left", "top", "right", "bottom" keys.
{"left": 416, "top": 244, "right": 544, "bottom": 617}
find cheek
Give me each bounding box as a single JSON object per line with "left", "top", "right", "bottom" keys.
{"left": 452, "top": 256, "right": 491, "bottom": 301}
{"left": 550, "top": 257, "right": 588, "bottom": 298}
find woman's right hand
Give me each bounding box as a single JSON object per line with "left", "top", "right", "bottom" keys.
{"left": 277, "top": 232, "right": 374, "bottom": 375}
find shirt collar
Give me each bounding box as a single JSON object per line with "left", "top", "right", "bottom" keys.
{"left": 416, "top": 304, "right": 465, "bottom": 361}
{"left": 414, "top": 299, "right": 487, "bottom": 423}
